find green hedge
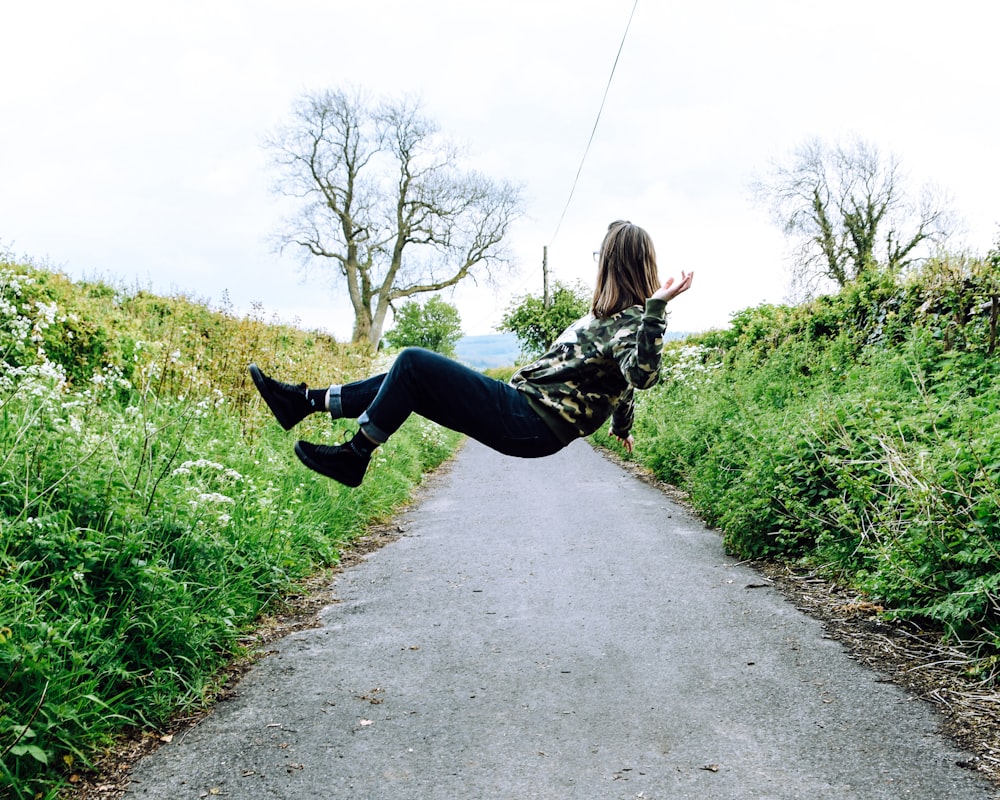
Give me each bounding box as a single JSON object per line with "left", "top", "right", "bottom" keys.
{"left": 624, "top": 251, "right": 1000, "bottom": 649}
{"left": 0, "top": 260, "right": 460, "bottom": 798}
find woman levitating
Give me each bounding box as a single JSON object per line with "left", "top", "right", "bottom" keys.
{"left": 249, "top": 220, "right": 694, "bottom": 487}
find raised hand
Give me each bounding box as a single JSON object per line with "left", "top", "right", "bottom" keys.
{"left": 652, "top": 271, "right": 694, "bottom": 303}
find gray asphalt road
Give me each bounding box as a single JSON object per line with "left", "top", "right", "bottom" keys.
{"left": 125, "top": 440, "right": 997, "bottom": 799}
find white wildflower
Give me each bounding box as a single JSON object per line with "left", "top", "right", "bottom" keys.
{"left": 34, "top": 301, "right": 58, "bottom": 326}
{"left": 197, "top": 492, "right": 234, "bottom": 504}
{"left": 174, "top": 458, "right": 244, "bottom": 482}
{"left": 664, "top": 344, "right": 721, "bottom": 387}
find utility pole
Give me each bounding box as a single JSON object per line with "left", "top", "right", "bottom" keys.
{"left": 542, "top": 246, "right": 550, "bottom": 309}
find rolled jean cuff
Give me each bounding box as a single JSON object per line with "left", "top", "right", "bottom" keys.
{"left": 358, "top": 411, "right": 389, "bottom": 444}
{"left": 327, "top": 385, "right": 343, "bottom": 419}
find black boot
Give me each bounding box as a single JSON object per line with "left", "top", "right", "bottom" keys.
{"left": 249, "top": 364, "right": 318, "bottom": 431}
{"left": 294, "top": 440, "right": 370, "bottom": 487}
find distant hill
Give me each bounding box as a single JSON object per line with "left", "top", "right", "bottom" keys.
{"left": 455, "top": 330, "right": 693, "bottom": 371}
{"left": 455, "top": 333, "right": 521, "bottom": 370}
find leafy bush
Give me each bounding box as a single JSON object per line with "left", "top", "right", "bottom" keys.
{"left": 499, "top": 280, "right": 590, "bottom": 358}
{"left": 384, "top": 295, "right": 463, "bottom": 357}
{"left": 627, "top": 250, "right": 1000, "bottom": 652}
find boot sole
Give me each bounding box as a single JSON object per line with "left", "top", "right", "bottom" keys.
{"left": 294, "top": 441, "right": 364, "bottom": 487}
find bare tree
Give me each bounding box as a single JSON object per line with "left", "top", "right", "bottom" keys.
{"left": 267, "top": 88, "right": 522, "bottom": 348}
{"left": 752, "top": 136, "right": 954, "bottom": 297}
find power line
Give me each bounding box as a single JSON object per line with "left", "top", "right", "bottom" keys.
{"left": 504, "top": 1, "right": 640, "bottom": 304}
{"left": 548, "top": 0, "right": 639, "bottom": 247}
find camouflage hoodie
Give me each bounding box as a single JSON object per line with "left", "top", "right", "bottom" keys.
{"left": 509, "top": 297, "right": 668, "bottom": 444}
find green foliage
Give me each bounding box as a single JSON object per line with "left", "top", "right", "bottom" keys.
{"left": 0, "top": 258, "right": 460, "bottom": 798}
{"left": 498, "top": 281, "right": 590, "bottom": 358}
{"left": 384, "top": 295, "right": 463, "bottom": 356}
{"left": 627, "top": 249, "right": 1000, "bottom": 655}
{"left": 484, "top": 364, "right": 518, "bottom": 382}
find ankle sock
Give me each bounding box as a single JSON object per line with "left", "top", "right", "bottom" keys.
{"left": 306, "top": 388, "right": 328, "bottom": 411}
{"left": 349, "top": 430, "right": 377, "bottom": 459}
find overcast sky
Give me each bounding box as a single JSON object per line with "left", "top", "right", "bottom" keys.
{"left": 3, "top": 1, "right": 997, "bottom": 339}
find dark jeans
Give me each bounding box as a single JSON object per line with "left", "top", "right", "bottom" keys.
{"left": 335, "top": 347, "right": 565, "bottom": 459}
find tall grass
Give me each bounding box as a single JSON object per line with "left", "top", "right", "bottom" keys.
{"left": 611, "top": 250, "right": 1000, "bottom": 662}
{"left": 0, "top": 258, "right": 459, "bottom": 798}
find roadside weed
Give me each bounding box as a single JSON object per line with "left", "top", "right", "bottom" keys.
{"left": 0, "top": 258, "right": 459, "bottom": 797}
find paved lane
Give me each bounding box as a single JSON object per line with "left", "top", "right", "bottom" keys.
{"left": 125, "top": 440, "right": 996, "bottom": 799}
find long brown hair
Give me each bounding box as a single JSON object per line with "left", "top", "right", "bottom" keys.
{"left": 591, "top": 220, "right": 660, "bottom": 318}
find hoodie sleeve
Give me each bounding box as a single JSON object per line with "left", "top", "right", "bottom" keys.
{"left": 610, "top": 386, "right": 635, "bottom": 438}
{"left": 609, "top": 298, "right": 668, "bottom": 390}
